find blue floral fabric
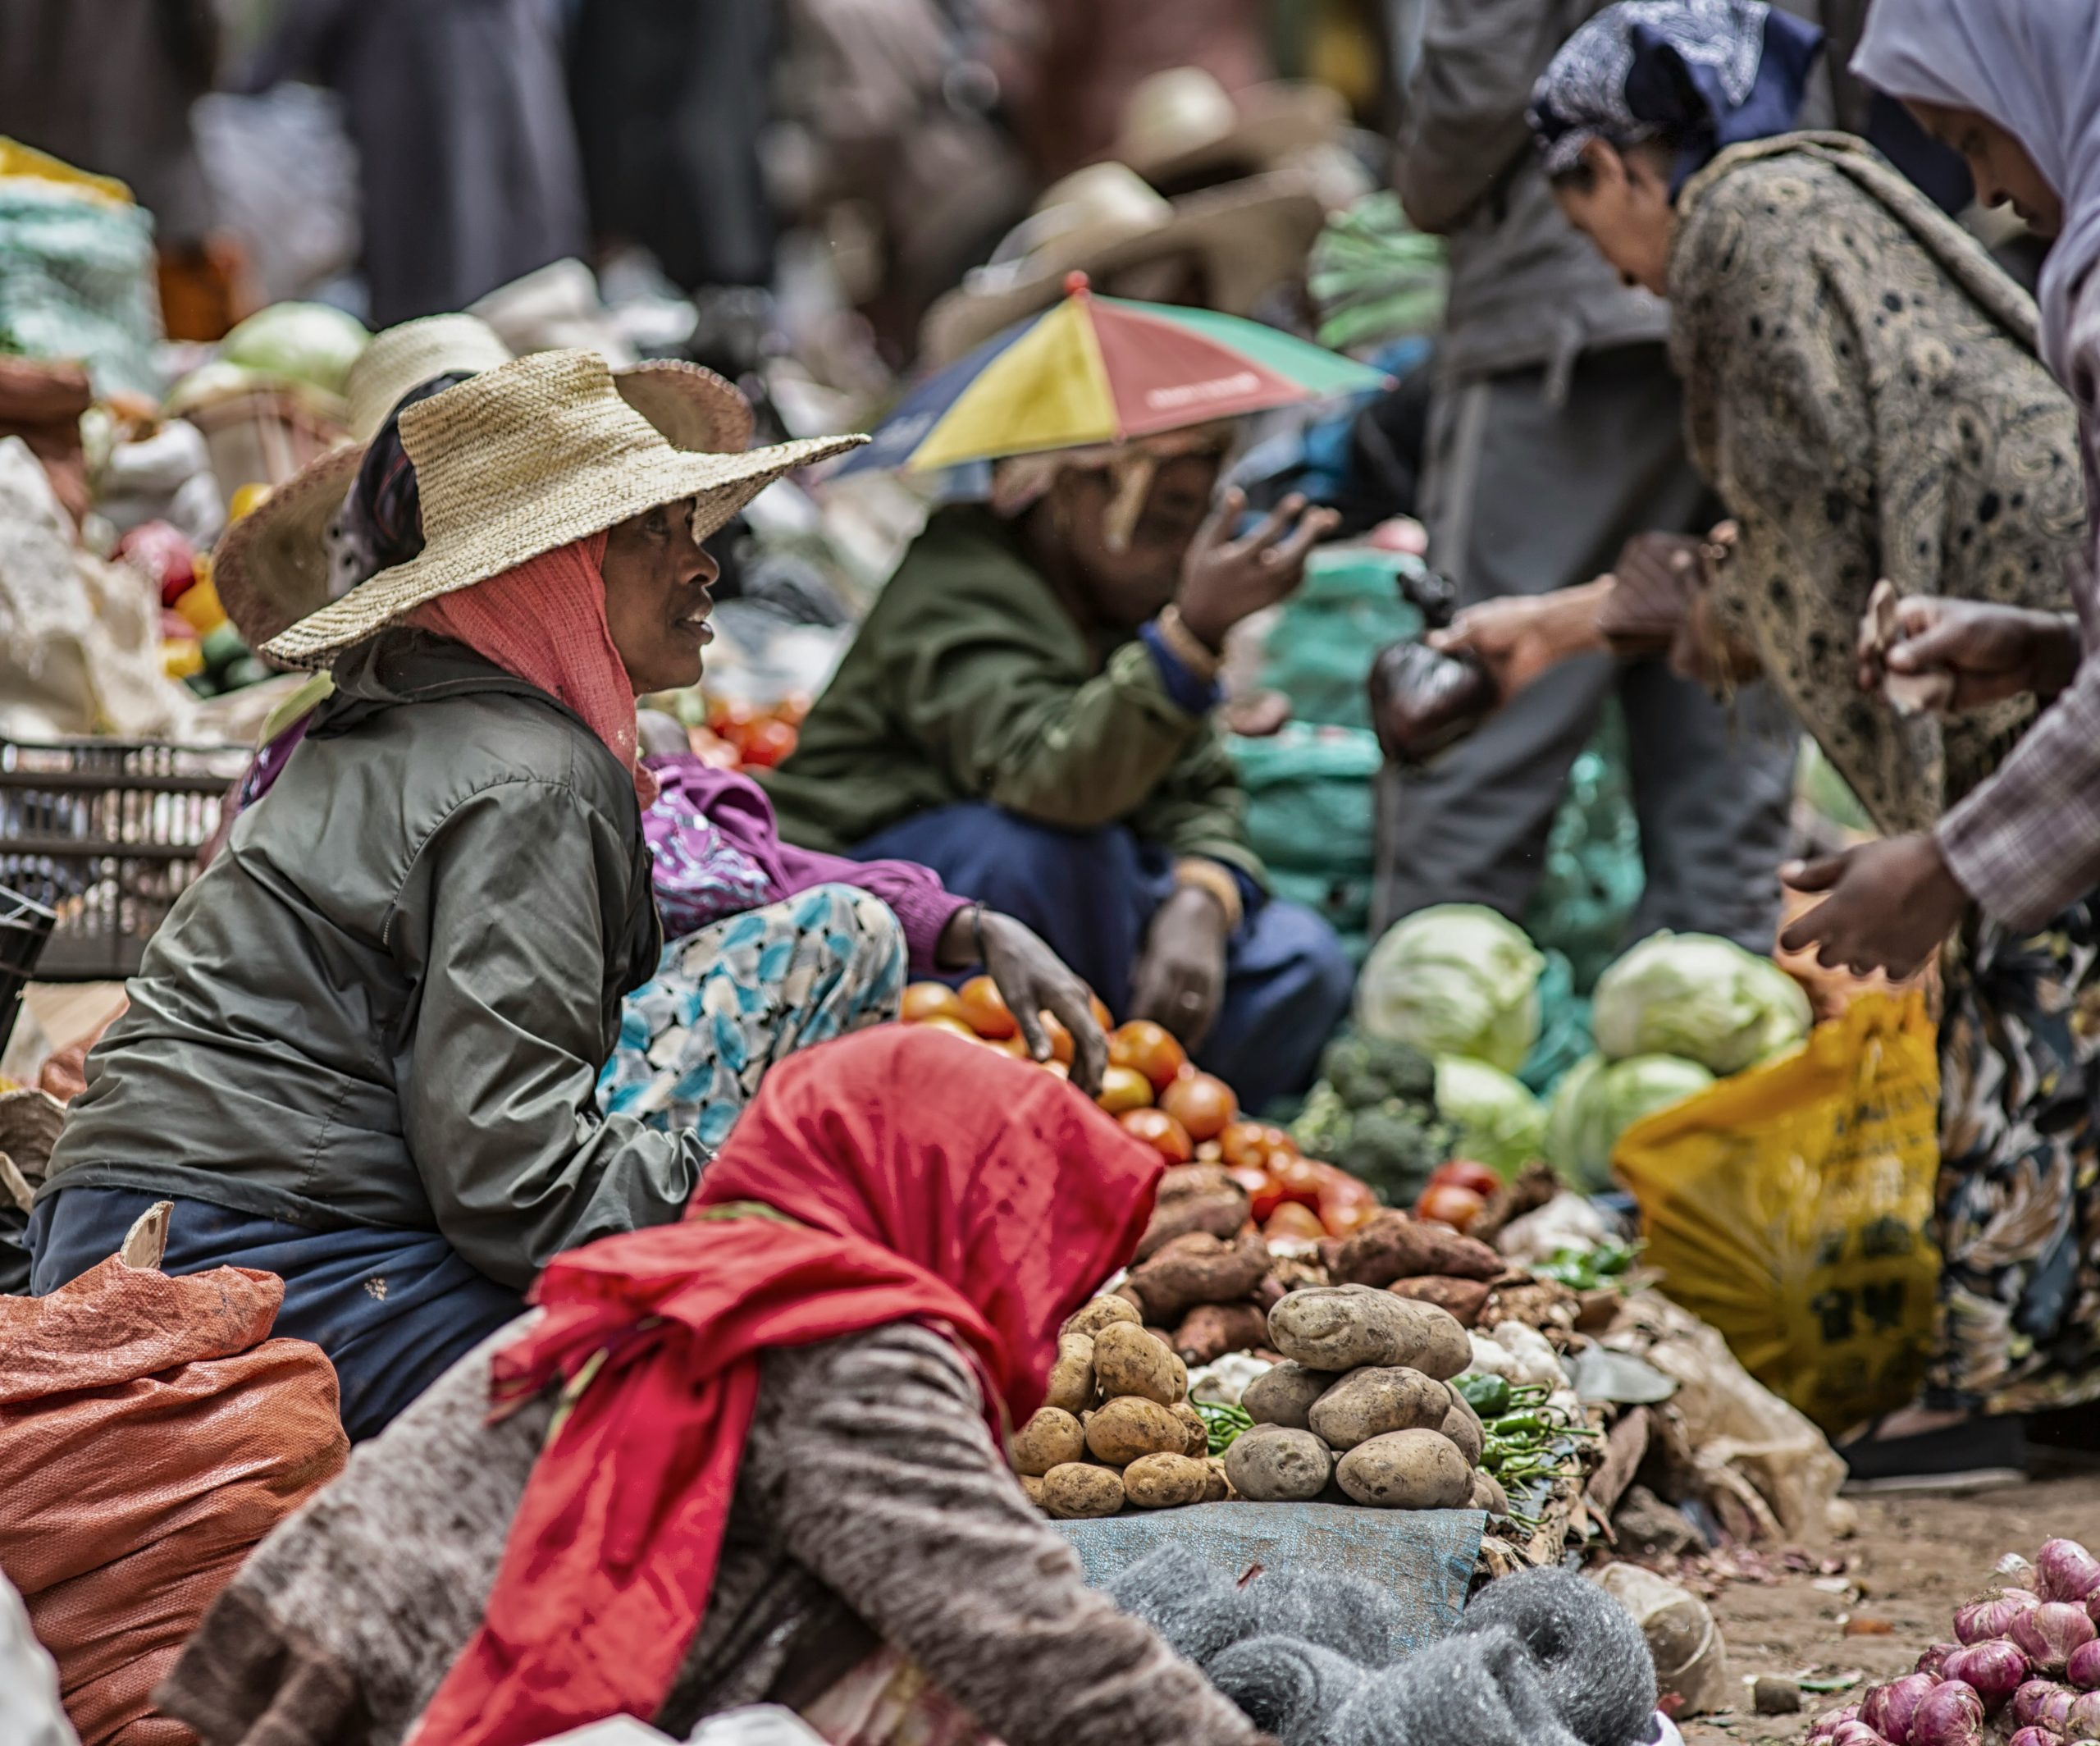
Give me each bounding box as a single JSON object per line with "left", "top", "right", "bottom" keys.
{"left": 599, "top": 883, "right": 906, "bottom": 1148}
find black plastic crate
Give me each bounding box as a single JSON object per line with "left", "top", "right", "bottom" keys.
{"left": 0, "top": 739, "right": 249, "bottom": 980}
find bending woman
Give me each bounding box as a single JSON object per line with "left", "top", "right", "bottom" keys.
{"left": 158, "top": 1026, "right": 1268, "bottom": 1746}
{"left": 30, "top": 353, "right": 880, "bottom": 1442}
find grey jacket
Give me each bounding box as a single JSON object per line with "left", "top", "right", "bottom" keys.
{"left": 1397, "top": 0, "right": 1830, "bottom": 390}
{"left": 41, "top": 632, "right": 704, "bottom": 1289}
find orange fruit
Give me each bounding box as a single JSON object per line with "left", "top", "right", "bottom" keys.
{"left": 957, "top": 975, "right": 1018, "bottom": 1040}
{"left": 1120, "top": 1107, "right": 1194, "bottom": 1163}
{"left": 1096, "top": 1064, "right": 1155, "bottom": 1115}
{"left": 1110, "top": 1020, "right": 1188, "bottom": 1091}
{"left": 902, "top": 982, "right": 968, "bottom": 1026}
{"left": 1160, "top": 1072, "right": 1236, "bottom": 1141}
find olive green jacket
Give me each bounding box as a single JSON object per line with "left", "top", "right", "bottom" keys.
{"left": 41, "top": 632, "right": 703, "bottom": 1288}
{"left": 762, "top": 505, "right": 1262, "bottom": 883}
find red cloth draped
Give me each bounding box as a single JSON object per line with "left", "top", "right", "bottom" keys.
{"left": 409, "top": 1026, "right": 1163, "bottom": 1746}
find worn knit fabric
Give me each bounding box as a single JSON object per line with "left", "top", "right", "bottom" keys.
{"left": 412, "top": 531, "right": 653, "bottom": 804}
{"left": 1453, "top": 1566, "right": 1658, "bottom": 1746}
{"left": 1333, "top": 1627, "right": 1584, "bottom": 1746}
{"left": 597, "top": 884, "right": 906, "bottom": 1149}
{"left": 1668, "top": 136, "right": 2085, "bottom": 835}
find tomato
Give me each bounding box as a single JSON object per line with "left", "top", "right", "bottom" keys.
{"left": 1160, "top": 1072, "right": 1236, "bottom": 1141}
{"left": 1219, "top": 1121, "right": 1278, "bottom": 1171}
{"left": 956, "top": 976, "right": 1018, "bottom": 1040}
{"left": 915, "top": 1016, "right": 979, "bottom": 1043}
{"left": 1109, "top": 1020, "right": 1188, "bottom": 1091}
{"left": 1314, "top": 1168, "right": 1381, "bottom": 1237}
{"left": 1415, "top": 1182, "right": 1488, "bottom": 1232}
{"left": 706, "top": 695, "right": 756, "bottom": 735}
{"left": 1120, "top": 1108, "right": 1194, "bottom": 1164}
{"left": 1225, "top": 1163, "right": 1271, "bottom": 1199}
{"left": 1263, "top": 1202, "right": 1327, "bottom": 1242}
{"left": 1096, "top": 1064, "right": 1154, "bottom": 1115}
{"left": 736, "top": 717, "right": 799, "bottom": 769}
{"left": 1429, "top": 1159, "right": 1501, "bottom": 1200}
{"left": 1267, "top": 1153, "right": 1326, "bottom": 1210}
{"left": 1041, "top": 1059, "right": 1071, "bottom": 1081}
{"left": 1089, "top": 993, "right": 1114, "bottom": 1032}
{"left": 776, "top": 692, "right": 813, "bottom": 727}
{"left": 901, "top": 982, "right": 968, "bottom": 1026}
{"left": 1038, "top": 1011, "right": 1075, "bottom": 1066}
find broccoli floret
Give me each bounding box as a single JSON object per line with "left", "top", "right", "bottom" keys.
{"left": 1293, "top": 1087, "right": 1451, "bottom": 1208}
{"left": 1320, "top": 1031, "right": 1437, "bottom": 1108}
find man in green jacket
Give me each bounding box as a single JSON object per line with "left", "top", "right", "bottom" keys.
{"left": 765, "top": 437, "right": 1354, "bottom": 1108}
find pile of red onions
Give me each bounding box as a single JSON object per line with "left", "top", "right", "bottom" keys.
{"left": 1808, "top": 1539, "right": 2100, "bottom": 1746}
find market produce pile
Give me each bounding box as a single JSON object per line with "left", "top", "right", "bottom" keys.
{"left": 1815, "top": 1538, "right": 2100, "bottom": 1746}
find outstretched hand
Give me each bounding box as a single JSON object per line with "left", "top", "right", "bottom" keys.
{"left": 1778, "top": 834, "right": 1969, "bottom": 978}
{"left": 1177, "top": 491, "right": 1340, "bottom": 651}
{"left": 965, "top": 909, "right": 1109, "bottom": 1095}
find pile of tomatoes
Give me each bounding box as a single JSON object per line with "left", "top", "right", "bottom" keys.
{"left": 901, "top": 980, "right": 1383, "bottom": 1243}
{"left": 693, "top": 693, "right": 809, "bottom": 771}
{"left": 1412, "top": 1159, "right": 1500, "bottom": 1234}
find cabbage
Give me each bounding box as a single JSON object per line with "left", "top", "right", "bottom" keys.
{"left": 1358, "top": 904, "right": 1543, "bottom": 1073}
{"left": 1591, "top": 930, "right": 1811, "bottom": 1074}
{"left": 1545, "top": 1052, "right": 1714, "bottom": 1191}
{"left": 1434, "top": 1056, "right": 1547, "bottom": 1179}
{"left": 217, "top": 301, "right": 369, "bottom": 395}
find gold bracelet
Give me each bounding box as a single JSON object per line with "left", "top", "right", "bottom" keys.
{"left": 1156, "top": 604, "right": 1223, "bottom": 683}
{"left": 1173, "top": 857, "right": 1244, "bottom": 932}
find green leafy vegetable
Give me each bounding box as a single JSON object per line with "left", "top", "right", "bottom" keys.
{"left": 1291, "top": 1084, "right": 1451, "bottom": 1207}
{"left": 1433, "top": 1057, "right": 1547, "bottom": 1178}
{"left": 1545, "top": 1052, "right": 1714, "bottom": 1190}
{"left": 1591, "top": 931, "right": 1810, "bottom": 1075}
{"left": 1357, "top": 905, "right": 1544, "bottom": 1073}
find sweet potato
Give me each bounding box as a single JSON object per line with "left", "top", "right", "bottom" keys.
{"left": 1440, "top": 1383, "right": 1484, "bottom": 1468}
{"left": 1223, "top": 1424, "right": 1333, "bottom": 1502}
{"left": 1093, "top": 1323, "right": 1183, "bottom": 1405}
{"left": 1123, "top": 1451, "right": 1211, "bottom": 1509}
{"left": 1470, "top": 1470, "right": 1509, "bottom": 1515}
{"left": 1266, "top": 1286, "right": 1471, "bottom": 1378}
{"left": 1134, "top": 1166, "right": 1252, "bottom": 1261}
{"left": 1172, "top": 1301, "right": 1271, "bottom": 1366}
{"left": 1307, "top": 1366, "right": 1449, "bottom": 1451}
{"left": 1012, "top": 1407, "right": 1085, "bottom": 1476}
{"left": 1123, "top": 1232, "right": 1271, "bottom": 1327}
{"left": 1041, "top": 1462, "right": 1124, "bottom": 1519}
{"left": 1043, "top": 1332, "right": 1095, "bottom": 1415}
{"left": 1240, "top": 1360, "right": 1331, "bottom": 1430}
{"left": 1386, "top": 1276, "right": 1492, "bottom": 1327}
{"left": 1333, "top": 1211, "right": 1502, "bottom": 1287}
{"left": 1170, "top": 1401, "right": 1211, "bottom": 1459}
{"left": 1084, "top": 1396, "right": 1188, "bottom": 1467}
{"left": 1064, "top": 1296, "right": 1142, "bottom": 1340}
{"left": 1335, "top": 1428, "right": 1473, "bottom": 1509}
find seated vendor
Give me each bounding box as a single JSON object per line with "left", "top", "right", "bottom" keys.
{"left": 763, "top": 432, "right": 1355, "bottom": 1109}
{"left": 29, "top": 350, "right": 1095, "bottom": 1445}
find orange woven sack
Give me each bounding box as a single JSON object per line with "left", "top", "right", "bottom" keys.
{"left": 0, "top": 1251, "right": 349, "bottom": 1746}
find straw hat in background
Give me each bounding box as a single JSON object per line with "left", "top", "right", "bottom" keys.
{"left": 918, "top": 161, "right": 1324, "bottom": 367}
{"left": 1112, "top": 68, "right": 1348, "bottom": 192}
{"left": 217, "top": 316, "right": 756, "bottom": 651}
{"left": 258, "top": 350, "right": 864, "bottom": 669}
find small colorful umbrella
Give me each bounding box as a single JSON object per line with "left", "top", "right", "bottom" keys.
{"left": 838, "top": 275, "right": 1390, "bottom": 478}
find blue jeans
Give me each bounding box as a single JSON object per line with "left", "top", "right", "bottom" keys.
{"left": 28, "top": 1188, "right": 523, "bottom": 1442}
{"left": 851, "top": 803, "right": 1354, "bottom": 1110}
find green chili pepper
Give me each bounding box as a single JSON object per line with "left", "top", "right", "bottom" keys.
{"left": 1454, "top": 1373, "right": 1513, "bottom": 1416}
{"left": 1194, "top": 1399, "right": 1254, "bottom": 1456}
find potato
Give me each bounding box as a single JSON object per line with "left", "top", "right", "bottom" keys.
{"left": 1084, "top": 1396, "right": 1188, "bottom": 1467}
{"left": 1334, "top": 1429, "right": 1474, "bottom": 1509}
{"left": 1307, "top": 1366, "right": 1450, "bottom": 1451}
{"left": 1123, "top": 1451, "right": 1211, "bottom": 1509}
{"left": 1387, "top": 1276, "right": 1492, "bottom": 1327}
{"left": 1240, "top": 1360, "right": 1331, "bottom": 1430}
{"left": 1041, "top": 1462, "right": 1125, "bottom": 1519}
{"left": 1124, "top": 1232, "right": 1271, "bottom": 1327}
{"left": 1172, "top": 1301, "right": 1271, "bottom": 1366}
{"left": 1012, "top": 1407, "right": 1085, "bottom": 1476}
{"left": 1043, "top": 1332, "right": 1095, "bottom": 1415}
{"left": 1267, "top": 1286, "right": 1471, "bottom": 1378}
{"left": 1470, "top": 1470, "right": 1509, "bottom": 1516}
{"left": 1019, "top": 1474, "right": 1048, "bottom": 1509}
{"left": 1093, "top": 1323, "right": 1178, "bottom": 1405}
{"left": 1135, "top": 1165, "right": 1253, "bottom": 1261}
{"left": 1170, "top": 1401, "right": 1211, "bottom": 1459}
{"left": 1224, "top": 1424, "right": 1333, "bottom": 1502}
{"left": 1203, "top": 1456, "right": 1231, "bottom": 1502}
{"left": 1440, "top": 1383, "right": 1485, "bottom": 1468}
{"left": 1334, "top": 1211, "right": 1503, "bottom": 1287}
{"left": 1064, "top": 1296, "right": 1142, "bottom": 1340}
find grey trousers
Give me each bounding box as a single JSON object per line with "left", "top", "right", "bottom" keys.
{"left": 1373, "top": 344, "right": 1797, "bottom": 954}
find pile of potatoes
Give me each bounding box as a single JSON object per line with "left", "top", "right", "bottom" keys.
{"left": 1013, "top": 1297, "right": 1232, "bottom": 1519}
{"left": 1227, "top": 1284, "right": 1506, "bottom": 1515}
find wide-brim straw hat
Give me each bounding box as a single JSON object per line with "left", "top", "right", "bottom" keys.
{"left": 258, "top": 350, "right": 863, "bottom": 669}
{"left": 217, "top": 318, "right": 758, "bottom": 651}
{"left": 1114, "top": 70, "right": 1347, "bottom": 190}
{"left": 919, "top": 161, "right": 1323, "bottom": 368}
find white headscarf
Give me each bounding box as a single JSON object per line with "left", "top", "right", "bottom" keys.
{"left": 1852, "top": 0, "right": 2100, "bottom": 388}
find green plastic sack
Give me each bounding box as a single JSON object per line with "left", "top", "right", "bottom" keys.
{"left": 1518, "top": 949, "right": 1594, "bottom": 1096}
{"left": 0, "top": 180, "right": 159, "bottom": 400}
{"left": 1231, "top": 724, "right": 1381, "bottom": 958}
{"left": 1255, "top": 549, "right": 1424, "bottom": 733}
{"left": 1522, "top": 704, "right": 1645, "bottom": 994}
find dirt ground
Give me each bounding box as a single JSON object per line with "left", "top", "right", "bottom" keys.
{"left": 1678, "top": 1473, "right": 2100, "bottom": 1743}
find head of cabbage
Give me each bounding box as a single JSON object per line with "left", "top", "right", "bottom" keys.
{"left": 1545, "top": 1052, "right": 1714, "bottom": 1191}
{"left": 218, "top": 302, "right": 370, "bottom": 397}
{"left": 1357, "top": 904, "right": 1543, "bottom": 1074}
{"left": 1433, "top": 1055, "right": 1547, "bottom": 1178}
{"left": 1591, "top": 931, "right": 1810, "bottom": 1075}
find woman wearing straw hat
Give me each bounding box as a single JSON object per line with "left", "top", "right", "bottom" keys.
{"left": 21, "top": 349, "right": 1081, "bottom": 1443}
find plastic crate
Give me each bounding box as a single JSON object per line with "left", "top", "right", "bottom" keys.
{"left": 0, "top": 739, "right": 249, "bottom": 980}
{"left": 0, "top": 884, "right": 55, "bottom": 1049}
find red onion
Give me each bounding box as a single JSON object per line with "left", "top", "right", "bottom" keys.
{"left": 1831, "top": 1725, "right": 1895, "bottom": 1746}
{"left": 1809, "top": 1703, "right": 1865, "bottom": 1743}
{"left": 1918, "top": 1643, "right": 1961, "bottom": 1678}
{"left": 2007, "top": 1732, "right": 2061, "bottom": 1746}
{"left": 2002, "top": 1552, "right": 2042, "bottom": 1590}
{"left": 2072, "top": 1641, "right": 2100, "bottom": 1691}
{"left": 2041, "top": 1543, "right": 2100, "bottom": 1607}
{"left": 2015, "top": 1679, "right": 2078, "bottom": 1733}
{"left": 1943, "top": 1639, "right": 2030, "bottom": 1711}
{"left": 1958, "top": 1590, "right": 2042, "bottom": 1643}
{"left": 2014, "top": 1603, "right": 2100, "bottom": 1674}
{"left": 1865, "top": 1674, "right": 1940, "bottom": 1743}
{"left": 2071, "top": 1692, "right": 2100, "bottom": 1737}
{"left": 1906, "top": 1680, "right": 1985, "bottom": 1746}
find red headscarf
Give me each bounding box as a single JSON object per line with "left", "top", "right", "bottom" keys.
{"left": 409, "top": 1026, "right": 1163, "bottom": 1746}
{"left": 413, "top": 531, "right": 655, "bottom": 804}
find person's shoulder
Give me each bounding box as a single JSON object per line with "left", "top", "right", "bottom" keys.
{"left": 1685, "top": 143, "right": 1863, "bottom": 233}
{"left": 378, "top": 688, "right": 638, "bottom": 834}
{"left": 879, "top": 505, "right": 1064, "bottom": 629}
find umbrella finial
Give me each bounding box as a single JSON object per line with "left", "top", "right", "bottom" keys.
{"left": 1064, "top": 270, "right": 1092, "bottom": 298}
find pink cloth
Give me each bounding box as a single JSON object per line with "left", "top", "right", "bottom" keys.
{"left": 412, "top": 532, "right": 655, "bottom": 805}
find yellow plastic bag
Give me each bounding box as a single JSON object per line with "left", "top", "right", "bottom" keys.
{"left": 1614, "top": 990, "right": 1940, "bottom": 1434}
